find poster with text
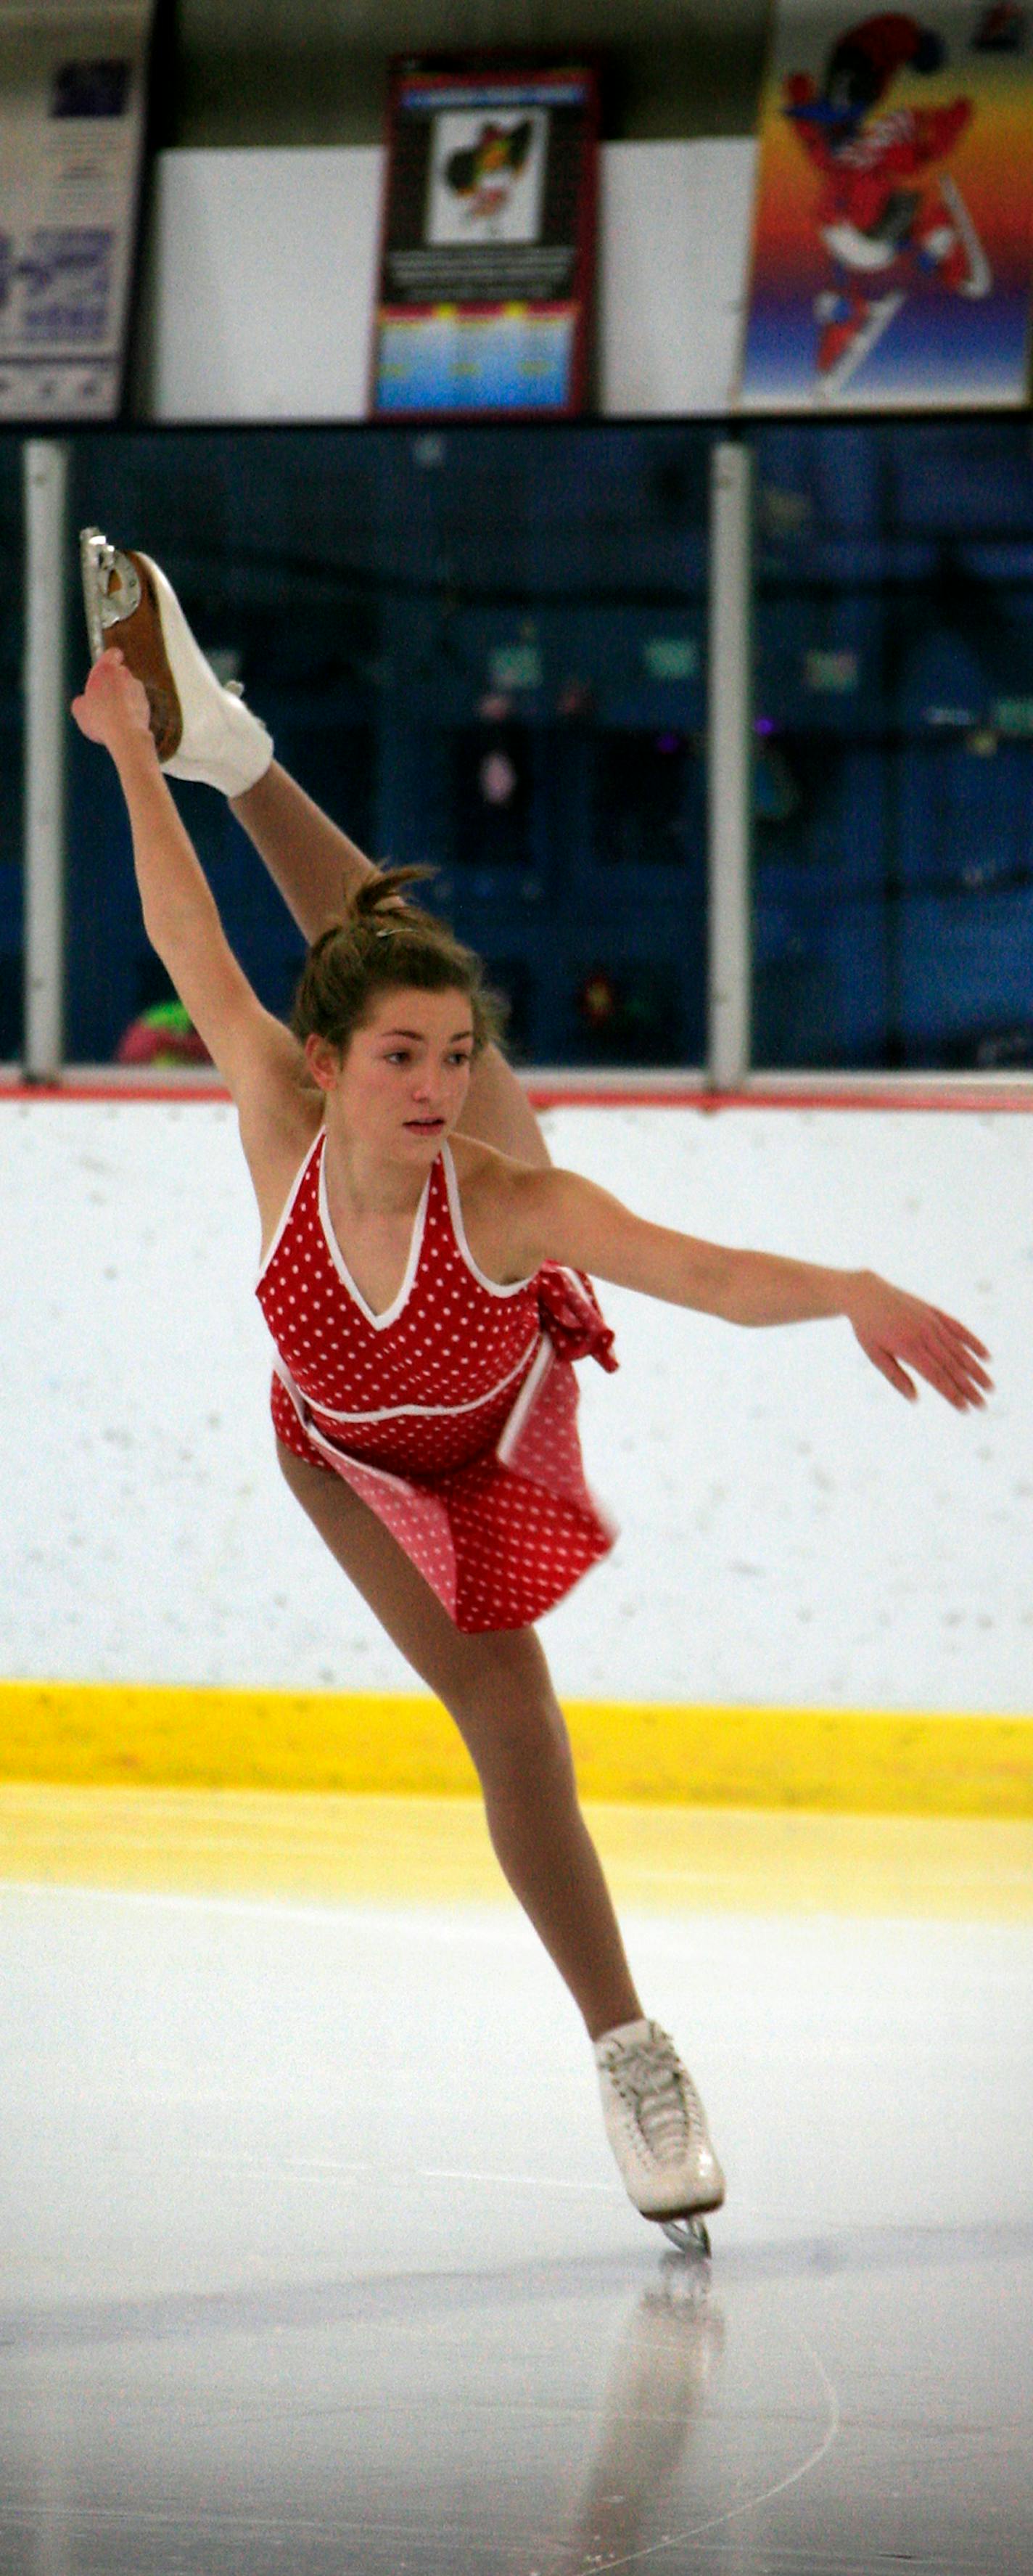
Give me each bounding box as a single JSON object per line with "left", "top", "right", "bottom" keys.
{"left": 738, "top": 1, "right": 1033, "bottom": 409}
{"left": 371, "top": 62, "right": 598, "bottom": 417}
{"left": 0, "top": 0, "right": 155, "bottom": 422}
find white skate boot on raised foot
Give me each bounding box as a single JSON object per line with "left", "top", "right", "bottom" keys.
{"left": 596, "top": 2017, "right": 725, "bottom": 2255}
{"left": 79, "top": 528, "right": 273, "bottom": 796}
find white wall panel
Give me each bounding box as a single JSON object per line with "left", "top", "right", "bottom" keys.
{"left": 598, "top": 141, "right": 752, "bottom": 416}
{"left": 146, "top": 140, "right": 755, "bottom": 420}
{"left": 3, "top": 1099, "right": 1026, "bottom": 1712}
{"left": 147, "top": 147, "right": 384, "bottom": 422}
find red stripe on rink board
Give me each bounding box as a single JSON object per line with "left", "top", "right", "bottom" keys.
{"left": 529, "top": 1085, "right": 1033, "bottom": 1113}
{"left": 0, "top": 1079, "right": 237, "bottom": 1104}
{"left": 3, "top": 1076, "right": 1033, "bottom": 1112}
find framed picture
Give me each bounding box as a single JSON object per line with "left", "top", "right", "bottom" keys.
{"left": 371, "top": 58, "right": 600, "bottom": 418}
{"left": 0, "top": 0, "right": 157, "bottom": 423}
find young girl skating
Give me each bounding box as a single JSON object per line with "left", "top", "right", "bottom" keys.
{"left": 73, "top": 540, "right": 992, "bottom": 2247}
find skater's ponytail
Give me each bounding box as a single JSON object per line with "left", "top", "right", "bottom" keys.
{"left": 291, "top": 868, "right": 505, "bottom": 1058}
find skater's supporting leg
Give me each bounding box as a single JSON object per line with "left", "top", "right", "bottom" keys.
{"left": 276, "top": 1440, "right": 643, "bottom": 2040}
{"left": 232, "top": 762, "right": 551, "bottom": 1166}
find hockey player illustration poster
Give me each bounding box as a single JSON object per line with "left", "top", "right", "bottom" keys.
{"left": 371, "top": 62, "right": 598, "bottom": 417}
{"left": 738, "top": 3, "right": 1033, "bottom": 408}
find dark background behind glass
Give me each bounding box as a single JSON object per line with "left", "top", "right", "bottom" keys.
{"left": 754, "top": 419, "right": 1033, "bottom": 1071}
{"left": 4, "top": 419, "right": 1033, "bottom": 1071}
{"left": 59, "top": 424, "right": 710, "bottom": 1069}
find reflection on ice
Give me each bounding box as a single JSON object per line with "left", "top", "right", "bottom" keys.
{"left": 561, "top": 2263, "right": 725, "bottom": 2572}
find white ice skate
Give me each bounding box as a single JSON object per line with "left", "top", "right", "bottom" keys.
{"left": 79, "top": 528, "right": 273, "bottom": 797}
{"left": 596, "top": 2017, "right": 725, "bottom": 2255}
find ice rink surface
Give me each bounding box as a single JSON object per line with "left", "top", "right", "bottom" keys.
{"left": 2, "top": 1816, "right": 1032, "bottom": 2576}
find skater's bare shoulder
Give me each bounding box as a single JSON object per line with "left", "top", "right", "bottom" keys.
{"left": 445, "top": 1134, "right": 625, "bottom": 1289}
{"left": 448, "top": 1131, "right": 526, "bottom": 1188}
{"left": 448, "top": 1131, "right": 547, "bottom": 1284}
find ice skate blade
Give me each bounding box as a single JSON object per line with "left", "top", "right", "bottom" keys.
{"left": 658, "top": 2215, "right": 712, "bottom": 2257}
{"left": 78, "top": 528, "right": 183, "bottom": 762}
{"left": 80, "top": 527, "right": 142, "bottom": 662}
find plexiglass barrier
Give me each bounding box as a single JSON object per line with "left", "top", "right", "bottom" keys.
{"left": 6, "top": 417, "right": 1033, "bottom": 1075}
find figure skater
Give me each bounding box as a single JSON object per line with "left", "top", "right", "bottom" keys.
{"left": 72, "top": 538, "right": 992, "bottom": 2246}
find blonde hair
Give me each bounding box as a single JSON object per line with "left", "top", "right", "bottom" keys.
{"left": 290, "top": 868, "right": 504, "bottom": 1058}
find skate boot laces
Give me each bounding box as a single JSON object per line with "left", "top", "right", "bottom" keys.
{"left": 600, "top": 2023, "right": 704, "bottom": 2170}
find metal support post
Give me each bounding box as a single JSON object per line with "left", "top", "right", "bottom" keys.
{"left": 23, "top": 438, "right": 69, "bottom": 1079}
{"left": 707, "top": 439, "right": 753, "bottom": 1091}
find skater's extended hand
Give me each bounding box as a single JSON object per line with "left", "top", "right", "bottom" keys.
{"left": 846, "top": 1272, "right": 992, "bottom": 1410}
{"left": 70, "top": 649, "right": 155, "bottom": 762}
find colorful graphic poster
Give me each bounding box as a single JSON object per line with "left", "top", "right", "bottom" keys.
{"left": 738, "top": 3, "right": 1033, "bottom": 408}
{"left": 0, "top": 0, "right": 155, "bottom": 421}
{"left": 371, "top": 62, "right": 598, "bottom": 417}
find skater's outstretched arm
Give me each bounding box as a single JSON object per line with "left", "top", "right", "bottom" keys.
{"left": 483, "top": 1157, "right": 992, "bottom": 1413}
{"left": 232, "top": 760, "right": 550, "bottom": 1168}
{"left": 72, "top": 653, "right": 314, "bottom": 1215}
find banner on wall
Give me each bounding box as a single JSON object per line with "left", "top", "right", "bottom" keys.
{"left": 738, "top": 2, "right": 1033, "bottom": 409}
{"left": 370, "top": 58, "right": 599, "bottom": 417}
{"left": 0, "top": 0, "right": 155, "bottom": 422}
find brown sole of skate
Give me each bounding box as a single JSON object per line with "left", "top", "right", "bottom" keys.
{"left": 80, "top": 531, "right": 183, "bottom": 763}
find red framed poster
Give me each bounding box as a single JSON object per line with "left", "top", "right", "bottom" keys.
{"left": 370, "top": 57, "right": 599, "bottom": 419}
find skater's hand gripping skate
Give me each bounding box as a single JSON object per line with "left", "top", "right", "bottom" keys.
{"left": 845, "top": 1273, "right": 992, "bottom": 1411}
{"left": 71, "top": 648, "right": 157, "bottom": 765}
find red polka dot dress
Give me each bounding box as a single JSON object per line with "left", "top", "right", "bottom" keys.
{"left": 257, "top": 1133, "right": 619, "bottom": 1633}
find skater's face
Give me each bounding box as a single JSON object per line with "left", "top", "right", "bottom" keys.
{"left": 307, "top": 985, "right": 475, "bottom": 1160}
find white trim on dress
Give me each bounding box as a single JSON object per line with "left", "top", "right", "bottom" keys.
{"left": 256, "top": 1128, "right": 324, "bottom": 1287}
{"left": 318, "top": 1143, "right": 430, "bottom": 1329}
{"left": 274, "top": 1364, "right": 431, "bottom": 1489}
{"left": 495, "top": 1336, "right": 553, "bottom": 1465}
{"left": 441, "top": 1140, "right": 532, "bottom": 1299}
{"left": 286, "top": 1331, "right": 541, "bottom": 1429}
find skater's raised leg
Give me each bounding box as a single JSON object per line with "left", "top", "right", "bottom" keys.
{"left": 231, "top": 765, "right": 551, "bottom": 1165}
{"left": 230, "top": 761, "right": 376, "bottom": 943}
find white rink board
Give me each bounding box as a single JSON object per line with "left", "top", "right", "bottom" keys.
{"left": 1, "top": 1098, "right": 1028, "bottom": 1712}
{"left": 145, "top": 141, "right": 754, "bottom": 422}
